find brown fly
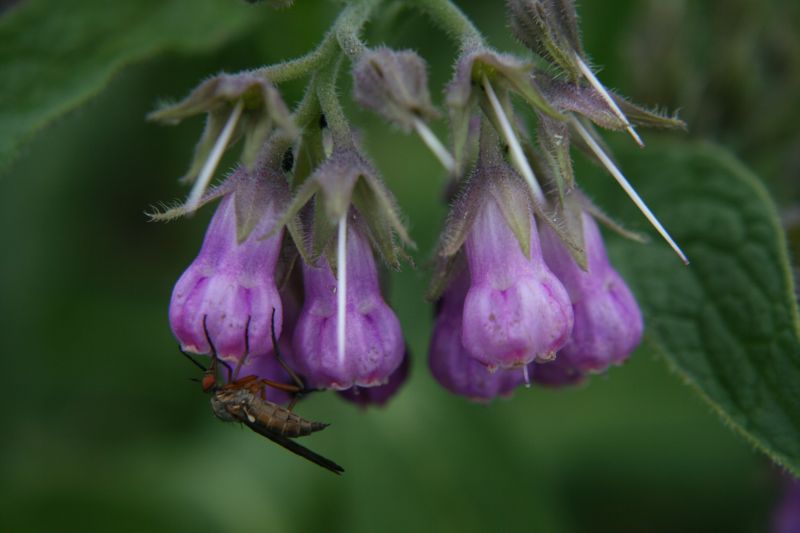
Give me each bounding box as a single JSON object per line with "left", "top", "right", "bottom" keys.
{"left": 182, "top": 311, "right": 344, "bottom": 475}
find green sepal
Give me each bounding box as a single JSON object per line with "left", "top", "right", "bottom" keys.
{"left": 612, "top": 95, "right": 687, "bottom": 130}
{"left": 507, "top": 0, "right": 585, "bottom": 82}
{"left": 537, "top": 113, "right": 575, "bottom": 203}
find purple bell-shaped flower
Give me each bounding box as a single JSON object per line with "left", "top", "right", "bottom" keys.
{"left": 540, "top": 212, "right": 643, "bottom": 372}
{"left": 430, "top": 269, "right": 526, "bottom": 401}
{"left": 169, "top": 184, "right": 284, "bottom": 364}
{"left": 461, "top": 195, "right": 573, "bottom": 371}
{"left": 292, "top": 221, "right": 404, "bottom": 390}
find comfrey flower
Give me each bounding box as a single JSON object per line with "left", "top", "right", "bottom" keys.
{"left": 168, "top": 163, "right": 291, "bottom": 364}
{"left": 540, "top": 211, "right": 643, "bottom": 372}
{"left": 462, "top": 187, "right": 573, "bottom": 370}
{"left": 292, "top": 220, "right": 404, "bottom": 390}
{"left": 429, "top": 268, "right": 525, "bottom": 402}
{"left": 274, "top": 107, "right": 411, "bottom": 391}
{"left": 434, "top": 130, "right": 573, "bottom": 371}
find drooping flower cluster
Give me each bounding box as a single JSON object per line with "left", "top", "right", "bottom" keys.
{"left": 153, "top": 0, "right": 685, "bottom": 409}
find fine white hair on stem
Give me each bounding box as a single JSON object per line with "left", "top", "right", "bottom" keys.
{"left": 482, "top": 76, "right": 546, "bottom": 205}
{"left": 571, "top": 117, "right": 689, "bottom": 265}
{"left": 185, "top": 100, "right": 244, "bottom": 213}
{"left": 412, "top": 117, "right": 456, "bottom": 175}
{"left": 336, "top": 213, "right": 348, "bottom": 368}
{"left": 575, "top": 55, "right": 644, "bottom": 148}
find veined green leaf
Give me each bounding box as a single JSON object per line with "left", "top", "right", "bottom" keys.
{"left": 595, "top": 140, "right": 800, "bottom": 475}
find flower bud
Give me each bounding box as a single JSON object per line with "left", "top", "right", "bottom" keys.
{"left": 530, "top": 358, "right": 585, "bottom": 388}
{"left": 292, "top": 223, "right": 404, "bottom": 390}
{"left": 339, "top": 351, "right": 410, "bottom": 408}
{"left": 462, "top": 194, "right": 573, "bottom": 370}
{"left": 540, "top": 212, "right": 643, "bottom": 372}
{"left": 430, "top": 269, "right": 525, "bottom": 401}
{"left": 169, "top": 181, "right": 284, "bottom": 364}
{"left": 353, "top": 48, "right": 438, "bottom": 131}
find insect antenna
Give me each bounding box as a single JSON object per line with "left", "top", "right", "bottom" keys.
{"left": 180, "top": 346, "right": 207, "bottom": 372}
{"left": 203, "top": 314, "right": 233, "bottom": 383}
{"left": 232, "top": 315, "right": 253, "bottom": 381}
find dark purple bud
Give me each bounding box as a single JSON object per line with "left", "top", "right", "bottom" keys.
{"left": 462, "top": 194, "right": 573, "bottom": 370}
{"left": 540, "top": 212, "right": 643, "bottom": 372}
{"left": 339, "top": 351, "right": 410, "bottom": 408}
{"left": 773, "top": 476, "right": 800, "bottom": 533}
{"left": 430, "top": 269, "right": 526, "bottom": 401}
{"left": 353, "top": 47, "right": 438, "bottom": 131}
{"left": 529, "top": 357, "right": 585, "bottom": 388}
{"left": 169, "top": 185, "right": 284, "bottom": 364}
{"left": 292, "top": 223, "right": 404, "bottom": 390}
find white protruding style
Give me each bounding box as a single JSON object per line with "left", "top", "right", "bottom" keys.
{"left": 571, "top": 117, "right": 689, "bottom": 265}
{"left": 185, "top": 100, "right": 244, "bottom": 213}
{"left": 336, "top": 214, "right": 348, "bottom": 368}
{"left": 482, "top": 76, "right": 546, "bottom": 205}
{"left": 575, "top": 55, "right": 644, "bottom": 148}
{"left": 413, "top": 117, "right": 456, "bottom": 175}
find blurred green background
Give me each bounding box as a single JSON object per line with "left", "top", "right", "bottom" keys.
{"left": 1, "top": 1, "right": 798, "bottom": 531}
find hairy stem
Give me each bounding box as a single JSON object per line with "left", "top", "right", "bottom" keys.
{"left": 317, "top": 58, "right": 352, "bottom": 148}
{"left": 257, "top": 0, "right": 383, "bottom": 82}
{"left": 256, "top": 31, "right": 338, "bottom": 83}
{"left": 405, "top": 0, "right": 485, "bottom": 50}
{"left": 336, "top": 0, "right": 383, "bottom": 58}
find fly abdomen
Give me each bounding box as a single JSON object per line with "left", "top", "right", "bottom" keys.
{"left": 246, "top": 396, "right": 329, "bottom": 438}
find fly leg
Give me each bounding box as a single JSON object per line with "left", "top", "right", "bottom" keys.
{"left": 269, "top": 308, "right": 310, "bottom": 411}
{"left": 270, "top": 308, "right": 305, "bottom": 390}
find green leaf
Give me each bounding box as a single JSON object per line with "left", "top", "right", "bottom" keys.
{"left": 595, "top": 140, "right": 800, "bottom": 475}
{"left": 0, "top": 0, "right": 256, "bottom": 173}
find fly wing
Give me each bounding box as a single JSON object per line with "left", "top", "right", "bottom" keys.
{"left": 244, "top": 418, "right": 345, "bottom": 475}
